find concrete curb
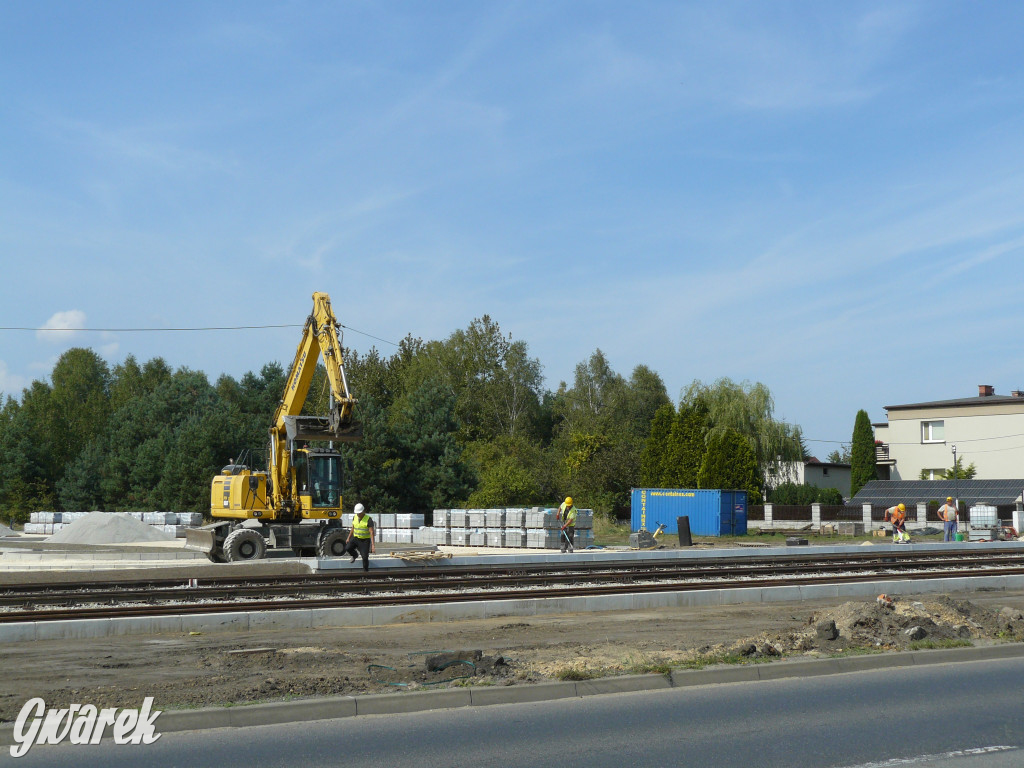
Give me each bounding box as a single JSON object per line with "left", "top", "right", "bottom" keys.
{"left": 3, "top": 644, "right": 1022, "bottom": 744}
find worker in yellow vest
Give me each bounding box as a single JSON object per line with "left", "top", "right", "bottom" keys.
{"left": 938, "top": 497, "right": 959, "bottom": 542}
{"left": 344, "top": 503, "right": 376, "bottom": 571}
{"left": 884, "top": 503, "right": 910, "bottom": 543}
{"left": 557, "top": 496, "right": 578, "bottom": 553}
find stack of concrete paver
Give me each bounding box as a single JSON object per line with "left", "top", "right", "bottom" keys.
{"left": 24, "top": 510, "right": 204, "bottom": 538}
{"left": 413, "top": 507, "right": 595, "bottom": 550}
{"left": 342, "top": 512, "right": 425, "bottom": 543}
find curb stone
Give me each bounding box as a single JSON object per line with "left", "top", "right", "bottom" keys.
{"left": 3, "top": 644, "right": 1022, "bottom": 745}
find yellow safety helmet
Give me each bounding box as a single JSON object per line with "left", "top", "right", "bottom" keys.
{"left": 947, "top": 497, "right": 953, "bottom": 502}
{"left": 565, "top": 496, "right": 573, "bottom": 506}
{"left": 898, "top": 503, "right": 905, "bottom": 512}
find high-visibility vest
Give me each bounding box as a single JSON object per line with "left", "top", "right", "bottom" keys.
{"left": 352, "top": 514, "right": 373, "bottom": 539}
{"left": 939, "top": 504, "right": 957, "bottom": 521}
{"left": 886, "top": 507, "right": 905, "bottom": 525}
{"left": 559, "top": 503, "right": 578, "bottom": 525}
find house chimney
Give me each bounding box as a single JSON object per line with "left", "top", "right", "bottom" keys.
{"left": 979, "top": 384, "right": 995, "bottom": 397}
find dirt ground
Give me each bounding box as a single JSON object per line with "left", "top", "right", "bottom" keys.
{"left": 3, "top": 589, "right": 1024, "bottom": 722}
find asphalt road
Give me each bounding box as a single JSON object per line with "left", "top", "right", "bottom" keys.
{"left": 6, "top": 657, "right": 1024, "bottom": 768}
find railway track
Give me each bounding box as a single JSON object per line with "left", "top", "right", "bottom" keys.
{"left": 3, "top": 549, "right": 1024, "bottom": 623}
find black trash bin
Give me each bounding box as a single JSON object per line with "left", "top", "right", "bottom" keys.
{"left": 677, "top": 516, "right": 692, "bottom": 547}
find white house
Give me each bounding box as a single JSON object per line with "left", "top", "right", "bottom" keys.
{"left": 874, "top": 385, "right": 1024, "bottom": 481}
{"left": 768, "top": 458, "right": 852, "bottom": 498}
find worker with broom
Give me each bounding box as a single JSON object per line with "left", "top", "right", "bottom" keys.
{"left": 884, "top": 503, "right": 910, "bottom": 544}
{"left": 557, "top": 496, "right": 579, "bottom": 553}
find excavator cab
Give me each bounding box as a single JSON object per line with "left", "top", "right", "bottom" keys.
{"left": 294, "top": 449, "right": 343, "bottom": 512}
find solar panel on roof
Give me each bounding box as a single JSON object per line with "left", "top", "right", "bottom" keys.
{"left": 848, "top": 479, "right": 1024, "bottom": 507}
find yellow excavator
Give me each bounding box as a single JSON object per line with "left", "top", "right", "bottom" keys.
{"left": 186, "top": 292, "right": 362, "bottom": 562}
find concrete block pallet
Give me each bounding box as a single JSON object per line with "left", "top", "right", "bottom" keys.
{"left": 25, "top": 510, "right": 203, "bottom": 538}
{"left": 421, "top": 507, "right": 596, "bottom": 550}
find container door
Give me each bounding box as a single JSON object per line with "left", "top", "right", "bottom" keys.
{"left": 733, "top": 491, "right": 747, "bottom": 535}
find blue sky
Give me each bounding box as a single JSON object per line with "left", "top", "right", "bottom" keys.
{"left": 2, "top": 1, "right": 1024, "bottom": 452}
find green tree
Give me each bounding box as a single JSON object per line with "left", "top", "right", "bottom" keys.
{"left": 641, "top": 403, "right": 675, "bottom": 486}
{"left": 682, "top": 378, "right": 804, "bottom": 480}
{"left": 663, "top": 400, "right": 708, "bottom": 488}
{"left": 849, "top": 409, "right": 876, "bottom": 498}
{"left": 918, "top": 457, "right": 978, "bottom": 481}
{"left": 696, "top": 428, "right": 762, "bottom": 503}
{"left": 826, "top": 444, "right": 852, "bottom": 463}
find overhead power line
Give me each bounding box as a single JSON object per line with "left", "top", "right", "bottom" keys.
{"left": 0, "top": 323, "right": 401, "bottom": 347}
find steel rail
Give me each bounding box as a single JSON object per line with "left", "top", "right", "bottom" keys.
{"left": 4, "top": 562, "right": 1024, "bottom": 623}
{"left": 2, "top": 551, "right": 1024, "bottom": 609}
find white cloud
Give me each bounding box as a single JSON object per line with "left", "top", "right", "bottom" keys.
{"left": 37, "top": 310, "right": 87, "bottom": 343}
{"left": 0, "top": 360, "right": 27, "bottom": 396}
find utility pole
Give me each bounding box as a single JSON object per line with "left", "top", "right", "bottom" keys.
{"left": 952, "top": 444, "right": 959, "bottom": 530}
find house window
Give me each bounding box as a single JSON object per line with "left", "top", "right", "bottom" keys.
{"left": 822, "top": 466, "right": 829, "bottom": 476}
{"left": 922, "top": 468, "right": 945, "bottom": 480}
{"left": 921, "top": 420, "right": 945, "bottom": 443}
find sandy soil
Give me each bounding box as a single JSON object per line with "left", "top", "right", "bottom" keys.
{"left": 2, "top": 589, "right": 1024, "bottom": 722}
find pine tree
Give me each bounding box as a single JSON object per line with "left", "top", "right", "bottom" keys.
{"left": 849, "top": 409, "right": 876, "bottom": 498}
{"left": 696, "top": 428, "right": 762, "bottom": 503}
{"left": 641, "top": 403, "right": 674, "bottom": 486}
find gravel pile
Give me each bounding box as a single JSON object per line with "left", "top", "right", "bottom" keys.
{"left": 48, "top": 512, "right": 175, "bottom": 545}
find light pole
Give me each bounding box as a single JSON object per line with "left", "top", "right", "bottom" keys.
{"left": 952, "top": 444, "right": 958, "bottom": 528}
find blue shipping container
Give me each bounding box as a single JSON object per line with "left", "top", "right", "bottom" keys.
{"left": 630, "top": 489, "right": 748, "bottom": 537}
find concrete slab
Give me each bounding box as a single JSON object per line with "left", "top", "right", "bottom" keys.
{"left": 355, "top": 688, "right": 471, "bottom": 715}
{"left": 629, "top": 592, "right": 676, "bottom": 611}
{"left": 469, "top": 681, "right": 578, "bottom": 706}
{"left": 834, "top": 654, "right": 906, "bottom": 672}
{"left": 108, "top": 616, "right": 184, "bottom": 637}
{"left": 576, "top": 674, "right": 671, "bottom": 696}
{"left": 0, "top": 621, "right": 36, "bottom": 643}
{"left": 249, "top": 609, "right": 314, "bottom": 631}
{"left": 228, "top": 696, "right": 358, "bottom": 726}
{"left": 311, "top": 606, "right": 373, "bottom": 628}
{"left": 757, "top": 659, "right": 843, "bottom": 680}
{"left": 158, "top": 708, "right": 235, "bottom": 733}
{"left": 35, "top": 618, "right": 111, "bottom": 641}
{"left": 180, "top": 612, "right": 249, "bottom": 634}
{"left": 759, "top": 585, "right": 804, "bottom": 603}
{"left": 670, "top": 666, "right": 760, "bottom": 687}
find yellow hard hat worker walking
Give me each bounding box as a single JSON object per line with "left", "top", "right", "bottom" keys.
{"left": 557, "top": 496, "right": 578, "bottom": 553}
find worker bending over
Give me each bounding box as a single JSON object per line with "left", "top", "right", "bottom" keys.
{"left": 557, "top": 496, "right": 578, "bottom": 554}
{"left": 884, "top": 503, "right": 910, "bottom": 544}
{"left": 344, "top": 503, "right": 375, "bottom": 571}
{"left": 938, "top": 497, "right": 959, "bottom": 542}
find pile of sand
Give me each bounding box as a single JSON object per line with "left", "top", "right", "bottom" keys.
{"left": 0, "top": 523, "right": 15, "bottom": 537}
{"left": 48, "top": 512, "right": 175, "bottom": 545}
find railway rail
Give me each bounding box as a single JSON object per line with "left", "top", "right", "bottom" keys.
{"left": 3, "top": 548, "right": 1024, "bottom": 623}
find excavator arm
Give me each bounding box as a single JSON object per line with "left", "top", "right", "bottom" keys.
{"left": 270, "top": 292, "right": 361, "bottom": 512}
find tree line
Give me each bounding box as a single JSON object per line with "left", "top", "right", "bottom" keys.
{"left": 0, "top": 316, "right": 812, "bottom": 521}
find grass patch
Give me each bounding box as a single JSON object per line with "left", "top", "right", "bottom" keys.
{"left": 553, "top": 663, "right": 604, "bottom": 681}
{"left": 827, "top": 646, "right": 887, "bottom": 658}
{"left": 626, "top": 661, "right": 673, "bottom": 676}
{"left": 908, "top": 638, "right": 973, "bottom": 651}
{"left": 593, "top": 514, "right": 631, "bottom": 546}
{"left": 675, "top": 652, "right": 753, "bottom": 670}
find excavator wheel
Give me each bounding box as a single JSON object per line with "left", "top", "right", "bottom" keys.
{"left": 318, "top": 529, "right": 349, "bottom": 559}
{"left": 223, "top": 528, "right": 267, "bottom": 562}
